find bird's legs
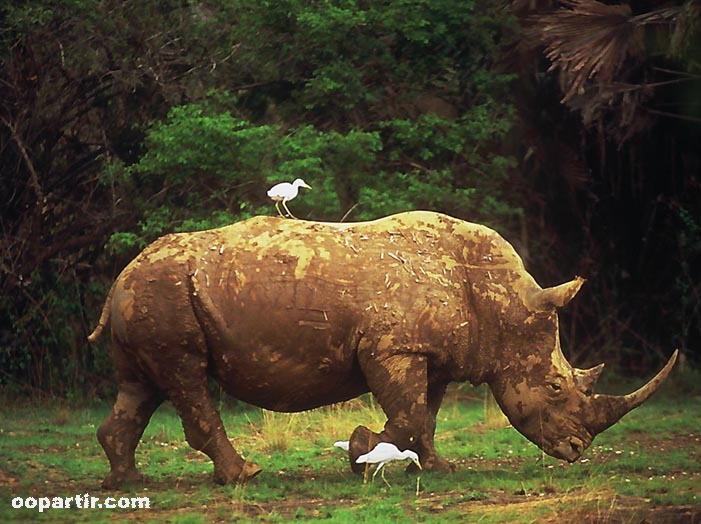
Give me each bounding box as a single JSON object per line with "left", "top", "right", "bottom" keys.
{"left": 363, "top": 462, "right": 391, "bottom": 488}
{"left": 274, "top": 201, "right": 286, "bottom": 218}
{"left": 281, "top": 200, "right": 298, "bottom": 219}
{"left": 362, "top": 463, "right": 370, "bottom": 484}
{"left": 374, "top": 463, "right": 392, "bottom": 488}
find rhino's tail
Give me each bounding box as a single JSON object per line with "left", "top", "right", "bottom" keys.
{"left": 87, "top": 280, "right": 116, "bottom": 343}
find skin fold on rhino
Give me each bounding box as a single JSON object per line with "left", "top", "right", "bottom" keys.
{"left": 88, "top": 211, "right": 677, "bottom": 488}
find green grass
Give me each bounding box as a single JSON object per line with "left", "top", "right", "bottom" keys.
{"left": 1, "top": 387, "right": 699, "bottom": 523}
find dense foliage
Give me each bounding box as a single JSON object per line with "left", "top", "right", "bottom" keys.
{"left": 1, "top": 0, "right": 699, "bottom": 396}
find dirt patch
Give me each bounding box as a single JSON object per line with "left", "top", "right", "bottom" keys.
{"left": 455, "top": 492, "right": 701, "bottom": 524}
{"left": 18, "top": 444, "right": 71, "bottom": 454}
{"left": 0, "top": 468, "right": 19, "bottom": 488}
{"left": 8, "top": 462, "right": 698, "bottom": 524}
{"left": 112, "top": 486, "right": 701, "bottom": 523}
{"left": 614, "top": 431, "right": 701, "bottom": 453}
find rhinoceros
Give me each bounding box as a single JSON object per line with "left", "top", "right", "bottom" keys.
{"left": 88, "top": 211, "right": 677, "bottom": 488}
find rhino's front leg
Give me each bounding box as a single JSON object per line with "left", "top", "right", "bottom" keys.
{"left": 410, "top": 380, "right": 455, "bottom": 473}
{"left": 350, "top": 353, "right": 453, "bottom": 473}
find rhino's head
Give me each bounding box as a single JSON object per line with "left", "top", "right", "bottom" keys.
{"left": 488, "top": 277, "right": 678, "bottom": 462}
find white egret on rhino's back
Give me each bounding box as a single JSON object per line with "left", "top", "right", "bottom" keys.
{"left": 267, "top": 178, "right": 311, "bottom": 219}
{"left": 356, "top": 442, "right": 421, "bottom": 486}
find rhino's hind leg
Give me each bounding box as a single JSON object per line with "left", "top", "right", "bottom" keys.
{"left": 169, "top": 386, "right": 261, "bottom": 484}
{"left": 98, "top": 381, "right": 163, "bottom": 489}
{"left": 163, "top": 357, "right": 262, "bottom": 484}
{"left": 353, "top": 353, "right": 454, "bottom": 473}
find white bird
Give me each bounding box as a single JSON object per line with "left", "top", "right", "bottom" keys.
{"left": 333, "top": 440, "right": 350, "bottom": 451}
{"left": 356, "top": 442, "right": 421, "bottom": 487}
{"left": 267, "top": 178, "right": 312, "bottom": 219}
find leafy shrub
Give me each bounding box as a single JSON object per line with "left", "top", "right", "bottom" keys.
{"left": 104, "top": 100, "right": 520, "bottom": 253}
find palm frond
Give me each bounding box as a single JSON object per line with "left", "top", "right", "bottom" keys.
{"left": 535, "top": 0, "right": 638, "bottom": 103}
{"left": 525, "top": 0, "right": 700, "bottom": 142}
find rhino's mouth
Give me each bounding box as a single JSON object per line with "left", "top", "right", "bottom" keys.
{"left": 549, "top": 435, "right": 587, "bottom": 463}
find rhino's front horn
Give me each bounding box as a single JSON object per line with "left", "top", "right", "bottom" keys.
{"left": 526, "top": 276, "right": 585, "bottom": 311}
{"left": 587, "top": 350, "right": 679, "bottom": 435}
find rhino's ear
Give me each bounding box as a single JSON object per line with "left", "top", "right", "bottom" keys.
{"left": 526, "top": 276, "right": 585, "bottom": 311}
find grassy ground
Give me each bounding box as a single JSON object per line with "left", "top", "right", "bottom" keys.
{"left": 1, "top": 383, "right": 700, "bottom": 523}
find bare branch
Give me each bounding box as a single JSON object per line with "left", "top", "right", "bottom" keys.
{"left": 0, "top": 115, "right": 45, "bottom": 206}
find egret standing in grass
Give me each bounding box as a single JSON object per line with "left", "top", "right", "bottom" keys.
{"left": 356, "top": 442, "right": 421, "bottom": 488}
{"left": 333, "top": 441, "right": 350, "bottom": 451}
{"left": 267, "top": 178, "right": 312, "bottom": 219}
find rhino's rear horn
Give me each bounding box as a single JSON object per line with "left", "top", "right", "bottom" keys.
{"left": 526, "top": 276, "right": 585, "bottom": 311}
{"left": 574, "top": 363, "right": 605, "bottom": 395}
{"left": 587, "top": 350, "right": 679, "bottom": 435}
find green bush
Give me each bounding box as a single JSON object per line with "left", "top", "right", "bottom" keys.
{"left": 1, "top": 0, "right": 522, "bottom": 397}
{"left": 104, "top": 100, "right": 520, "bottom": 253}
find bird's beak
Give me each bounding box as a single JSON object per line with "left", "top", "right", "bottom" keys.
{"left": 304, "top": 183, "right": 312, "bottom": 190}
{"left": 415, "top": 460, "right": 423, "bottom": 470}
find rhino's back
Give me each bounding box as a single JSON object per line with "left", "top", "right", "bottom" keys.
{"left": 110, "top": 209, "right": 519, "bottom": 357}
{"left": 106, "top": 211, "right": 524, "bottom": 409}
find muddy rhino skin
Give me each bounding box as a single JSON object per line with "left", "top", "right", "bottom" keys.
{"left": 88, "top": 211, "right": 677, "bottom": 488}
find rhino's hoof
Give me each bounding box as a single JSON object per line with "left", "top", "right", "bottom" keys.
{"left": 101, "top": 470, "right": 145, "bottom": 490}
{"left": 405, "top": 462, "right": 421, "bottom": 474}
{"left": 348, "top": 425, "right": 381, "bottom": 475}
{"left": 213, "top": 461, "right": 262, "bottom": 485}
{"left": 406, "top": 458, "right": 455, "bottom": 474}
{"left": 238, "top": 461, "right": 263, "bottom": 483}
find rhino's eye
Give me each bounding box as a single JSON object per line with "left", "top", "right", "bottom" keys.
{"left": 547, "top": 382, "right": 562, "bottom": 393}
